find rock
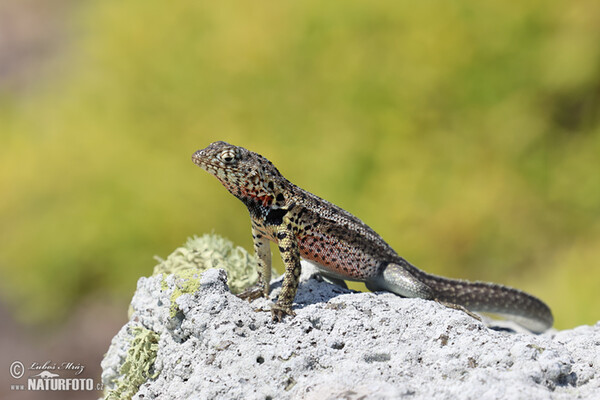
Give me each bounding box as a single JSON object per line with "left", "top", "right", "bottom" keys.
{"left": 101, "top": 262, "right": 599, "bottom": 400}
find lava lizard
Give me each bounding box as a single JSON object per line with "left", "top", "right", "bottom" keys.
{"left": 192, "top": 141, "right": 553, "bottom": 332}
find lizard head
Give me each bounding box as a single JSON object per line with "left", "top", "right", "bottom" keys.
{"left": 192, "top": 141, "right": 286, "bottom": 209}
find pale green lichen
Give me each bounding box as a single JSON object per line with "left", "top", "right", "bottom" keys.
{"left": 152, "top": 233, "right": 275, "bottom": 318}
{"left": 164, "top": 271, "right": 203, "bottom": 319}
{"left": 105, "top": 326, "right": 160, "bottom": 400}
{"left": 107, "top": 234, "right": 271, "bottom": 399}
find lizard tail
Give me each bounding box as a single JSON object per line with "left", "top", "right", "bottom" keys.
{"left": 417, "top": 270, "right": 554, "bottom": 333}
{"left": 378, "top": 261, "right": 553, "bottom": 333}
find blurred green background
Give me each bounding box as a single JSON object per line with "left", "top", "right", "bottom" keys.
{"left": 1, "top": 0, "right": 599, "bottom": 338}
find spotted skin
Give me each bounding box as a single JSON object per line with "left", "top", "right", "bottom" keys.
{"left": 192, "top": 141, "right": 554, "bottom": 332}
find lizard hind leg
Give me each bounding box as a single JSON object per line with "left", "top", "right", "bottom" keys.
{"left": 379, "top": 263, "right": 484, "bottom": 316}
{"left": 377, "top": 262, "right": 434, "bottom": 300}
{"left": 374, "top": 262, "right": 482, "bottom": 322}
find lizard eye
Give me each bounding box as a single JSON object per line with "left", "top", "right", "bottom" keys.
{"left": 219, "top": 149, "right": 237, "bottom": 164}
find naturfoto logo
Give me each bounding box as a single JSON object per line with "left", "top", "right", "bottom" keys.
{"left": 9, "top": 360, "right": 103, "bottom": 392}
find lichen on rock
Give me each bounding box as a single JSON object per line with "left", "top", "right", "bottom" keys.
{"left": 149, "top": 233, "right": 275, "bottom": 319}
{"left": 153, "top": 233, "right": 273, "bottom": 294}
{"left": 104, "top": 326, "right": 160, "bottom": 400}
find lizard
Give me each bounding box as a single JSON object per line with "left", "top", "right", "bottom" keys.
{"left": 192, "top": 141, "right": 553, "bottom": 333}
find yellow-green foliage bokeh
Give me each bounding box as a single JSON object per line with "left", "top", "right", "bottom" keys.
{"left": 1, "top": 0, "right": 599, "bottom": 329}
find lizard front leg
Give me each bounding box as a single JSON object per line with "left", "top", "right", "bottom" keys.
{"left": 238, "top": 217, "right": 272, "bottom": 301}
{"left": 271, "top": 220, "right": 301, "bottom": 322}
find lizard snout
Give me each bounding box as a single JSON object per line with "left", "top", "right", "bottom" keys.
{"left": 192, "top": 149, "right": 205, "bottom": 166}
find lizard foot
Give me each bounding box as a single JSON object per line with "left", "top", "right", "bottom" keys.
{"left": 436, "top": 300, "right": 482, "bottom": 322}
{"left": 270, "top": 304, "right": 296, "bottom": 322}
{"left": 237, "top": 284, "right": 266, "bottom": 302}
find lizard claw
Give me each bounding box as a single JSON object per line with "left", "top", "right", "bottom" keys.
{"left": 270, "top": 304, "right": 296, "bottom": 322}
{"left": 436, "top": 299, "right": 482, "bottom": 322}
{"left": 237, "top": 284, "right": 267, "bottom": 302}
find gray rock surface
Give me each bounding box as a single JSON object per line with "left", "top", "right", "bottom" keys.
{"left": 102, "top": 262, "right": 599, "bottom": 399}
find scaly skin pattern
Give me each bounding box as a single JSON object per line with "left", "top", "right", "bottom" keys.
{"left": 192, "top": 141, "right": 554, "bottom": 332}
